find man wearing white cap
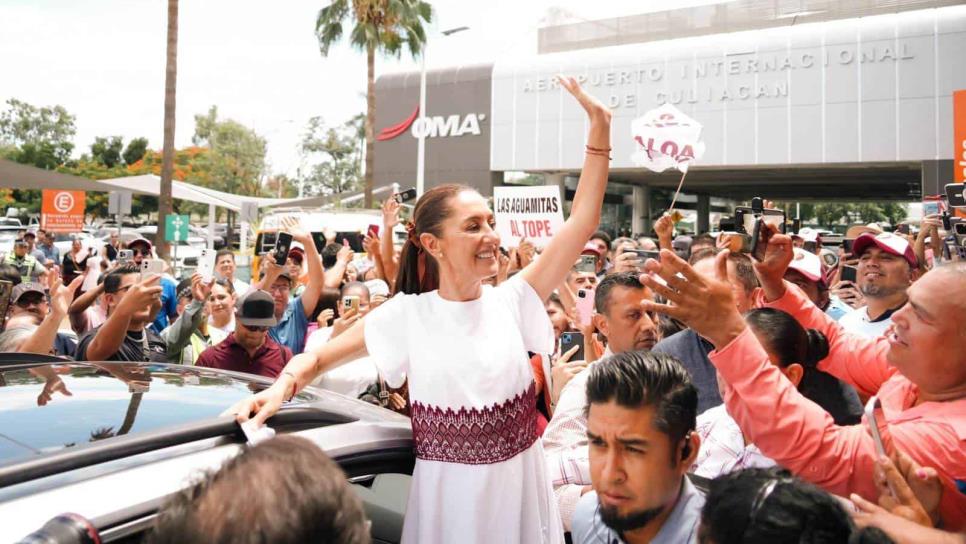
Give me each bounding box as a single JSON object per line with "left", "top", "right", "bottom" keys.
{"left": 837, "top": 232, "right": 919, "bottom": 338}
{"left": 792, "top": 227, "right": 821, "bottom": 254}
{"left": 783, "top": 248, "right": 853, "bottom": 322}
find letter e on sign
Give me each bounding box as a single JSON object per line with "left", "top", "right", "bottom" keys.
{"left": 41, "top": 189, "right": 85, "bottom": 233}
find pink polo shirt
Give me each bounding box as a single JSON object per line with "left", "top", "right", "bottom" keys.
{"left": 709, "top": 283, "right": 966, "bottom": 530}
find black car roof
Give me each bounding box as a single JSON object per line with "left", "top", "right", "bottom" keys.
{"left": 0, "top": 361, "right": 329, "bottom": 469}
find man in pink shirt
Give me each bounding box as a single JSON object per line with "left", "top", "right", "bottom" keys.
{"left": 637, "top": 238, "right": 966, "bottom": 531}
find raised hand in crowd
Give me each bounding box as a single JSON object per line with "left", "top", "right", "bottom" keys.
{"left": 190, "top": 272, "right": 212, "bottom": 303}
{"left": 316, "top": 307, "right": 335, "bottom": 327}
{"left": 831, "top": 279, "right": 865, "bottom": 309}
{"left": 21, "top": 274, "right": 83, "bottom": 356}
{"left": 915, "top": 213, "right": 942, "bottom": 269}
{"left": 330, "top": 305, "right": 360, "bottom": 339}
{"left": 324, "top": 243, "right": 354, "bottom": 289}
{"left": 380, "top": 197, "right": 401, "bottom": 289}
{"left": 496, "top": 248, "right": 511, "bottom": 284}
{"left": 549, "top": 344, "right": 583, "bottom": 408}
{"left": 852, "top": 452, "right": 956, "bottom": 543}
{"left": 653, "top": 213, "right": 674, "bottom": 251}
{"left": 640, "top": 249, "right": 745, "bottom": 348}
{"left": 516, "top": 237, "right": 536, "bottom": 269}
{"left": 611, "top": 248, "right": 641, "bottom": 274}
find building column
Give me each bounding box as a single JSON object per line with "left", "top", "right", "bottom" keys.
{"left": 544, "top": 172, "right": 567, "bottom": 202}
{"left": 697, "top": 193, "right": 711, "bottom": 234}
{"left": 633, "top": 184, "right": 652, "bottom": 236}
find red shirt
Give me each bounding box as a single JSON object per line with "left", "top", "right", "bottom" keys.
{"left": 196, "top": 333, "right": 293, "bottom": 379}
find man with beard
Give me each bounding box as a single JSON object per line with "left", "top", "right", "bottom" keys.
{"left": 572, "top": 351, "right": 703, "bottom": 544}
{"left": 543, "top": 271, "right": 660, "bottom": 531}
{"left": 837, "top": 232, "right": 918, "bottom": 338}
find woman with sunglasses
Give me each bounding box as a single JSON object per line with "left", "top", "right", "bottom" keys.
{"left": 228, "top": 76, "right": 611, "bottom": 544}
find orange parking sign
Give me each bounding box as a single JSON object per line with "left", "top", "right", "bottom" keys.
{"left": 41, "top": 190, "right": 85, "bottom": 232}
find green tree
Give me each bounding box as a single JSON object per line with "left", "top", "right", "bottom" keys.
{"left": 812, "top": 203, "right": 854, "bottom": 228}
{"left": 300, "top": 116, "right": 363, "bottom": 202}
{"left": 123, "top": 137, "right": 149, "bottom": 165}
{"left": 192, "top": 106, "right": 268, "bottom": 197}
{"left": 0, "top": 98, "right": 76, "bottom": 169}
{"left": 315, "top": 0, "right": 432, "bottom": 207}
{"left": 90, "top": 136, "right": 124, "bottom": 168}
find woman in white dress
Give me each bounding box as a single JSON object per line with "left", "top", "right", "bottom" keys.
{"left": 228, "top": 76, "right": 611, "bottom": 544}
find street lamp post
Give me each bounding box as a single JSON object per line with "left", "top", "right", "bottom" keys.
{"left": 416, "top": 26, "right": 470, "bottom": 197}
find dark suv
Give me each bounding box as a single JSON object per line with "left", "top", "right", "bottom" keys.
{"left": 0, "top": 359, "right": 414, "bottom": 543}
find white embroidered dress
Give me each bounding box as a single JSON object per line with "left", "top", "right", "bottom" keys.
{"left": 364, "top": 275, "right": 564, "bottom": 544}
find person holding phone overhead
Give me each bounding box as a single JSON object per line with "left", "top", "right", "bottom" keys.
{"left": 227, "top": 76, "right": 611, "bottom": 544}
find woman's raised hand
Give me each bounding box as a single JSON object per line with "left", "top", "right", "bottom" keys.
{"left": 557, "top": 75, "right": 611, "bottom": 122}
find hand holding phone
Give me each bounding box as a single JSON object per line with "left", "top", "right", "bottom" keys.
{"left": 841, "top": 265, "right": 858, "bottom": 284}
{"left": 575, "top": 255, "right": 597, "bottom": 274}
{"left": 274, "top": 232, "right": 293, "bottom": 266}
{"left": 140, "top": 259, "right": 164, "bottom": 281}
{"left": 342, "top": 295, "right": 361, "bottom": 313}
{"left": 560, "top": 332, "right": 585, "bottom": 362}
{"left": 197, "top": 248, "right": 216, "bottom": 283}
{"left": 575, "top": 288, "right": 595, "bottom": 327}
{"left": 394, "top": 187, "right": 417, "bottom": 203}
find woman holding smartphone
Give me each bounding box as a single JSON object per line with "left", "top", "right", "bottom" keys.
{"left": 227, "top": 77, "right": 610, "bottom": 543}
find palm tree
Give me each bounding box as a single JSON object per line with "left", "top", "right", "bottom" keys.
{"left": 156, "top": 0, "right": 179, "bottom": 259}
{"left": 315, "top": 0, "right": 432, "bottom": 208}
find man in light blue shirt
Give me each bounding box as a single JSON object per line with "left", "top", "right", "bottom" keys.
{"left": 254, "top": 223, "right": 324, "bottom": 355}
{"left": 571, "top": 351, "right": 704, "bottom": 544}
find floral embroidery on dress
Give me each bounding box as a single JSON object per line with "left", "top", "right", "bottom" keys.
{"left": 410, "top": 382, "right": 537, "bottom": 465}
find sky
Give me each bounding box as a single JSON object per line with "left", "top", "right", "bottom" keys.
{"left": 0, "top": 0, "right": 726, "bottom": 179}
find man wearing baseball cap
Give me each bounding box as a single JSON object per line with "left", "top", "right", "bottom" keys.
{"left": 4, "top": 238, "right": 44, "bottom": 283}
{"left": 126, "top": 237, "right": 178, "bottom": 334}
{"left": 783, "top": 248, "right": 853, "bottom": 322}
{"left": 6, "top": 281, "right": 78, "bottom": 357}
{"left": 196, "top": 290, "right": 293, "bottom": 378}
{"left": 837, "top": 232, "right": 919, "bottom": 338}
{"left": 580, "top": 242, "right": 605, "bottom": 276}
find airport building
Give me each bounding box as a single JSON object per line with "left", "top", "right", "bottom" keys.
{"left": 374, "top": 1, "right": 966, "bottom": 234}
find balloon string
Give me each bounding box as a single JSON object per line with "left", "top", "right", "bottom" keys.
{"left": 667, "top": 169, "right": 688, "bottom": 212}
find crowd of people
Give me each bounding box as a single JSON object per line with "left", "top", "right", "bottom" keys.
{"left": 2, "top": 76, "right": 964, "bottom": 544}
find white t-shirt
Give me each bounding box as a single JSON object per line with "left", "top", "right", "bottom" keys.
{"left": 837, "top": 305, "right": 894, "bottom": 338}
{"left": 364, "top": 275, "right": 563, "bottom": 544}
{"left": 305, "top": 326, "right": 379, "bottom": 398}
{"left": 207, "top": 315, "right": 235, "bottom": 335}
{"left": 232, "top": 278, "right": 250, "bottom": 296}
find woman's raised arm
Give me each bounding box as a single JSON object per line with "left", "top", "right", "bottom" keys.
{"left": 521, "top": 76, "right": 611, "bottom": 301}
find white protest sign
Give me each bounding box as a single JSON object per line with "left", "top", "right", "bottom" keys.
{"left": 492, "top": 185, "right": 564, "bottom": 249}
{"left": 630, "top": 103, "right": 706, "bottom": 173}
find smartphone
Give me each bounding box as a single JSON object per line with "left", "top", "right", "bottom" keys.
{"left": 922, "top": 197, "right": 945, "bottom": 217}
{"left": 719, "top": 232, "right": 751, "bottom": 254}
{"left": 394, "top": 187, "right": 418, "bottom": 203}
{"left": 342, "top": 295, "right": 360, "bottom": 313}
{"left": 895, "top": 223, "right": 911, "bottom": 235}
{"left": 197, "top": 248, "right": 216, "bottom": 283}
{"left": 864, "top": 396, "right": 897, "bottom": 499}
{"left": 841, "top": 265, "right": 858, "bottom": 284}
{"left": 140, "top": 258, "right": 164, "bottom": 280}
{"left": 576, "top": 255, "right": 597, "bottom": 274}
{"left": 118, "top": 249, "right": 133, "bottom": 264}
{"left": 955, "top": 222, "right": 966, "bottom": 247}
{"left": 945, "top": 183, "right": 966, "bottom": 208}
{"left": 367, "top": 224, "right": 380, "bottom": 238}
{"left": 749, "top": 218, "right": 772, "bottom": 262}
{"left": 82, "top": 257, "right": 102, "bottom": 292}
{"left": 560, "top": 331, "right": 585, "bottom": 362}
{"left": 575, "top": 288, "right": 595, "bottom": 327}
{"left": 735, "top": 206, "right": 786, "bottom": 235}
{"left": 274, "top": 232, "right": 293, "bottom": 266}
{"left": 792, "top": 218, "right": 802, "bottom": 235}
{"left": 626, "top": 249, "right": 660, "bottom": 269}
{"left": 842, "top": 239, "right": 855, "bottom": 255}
